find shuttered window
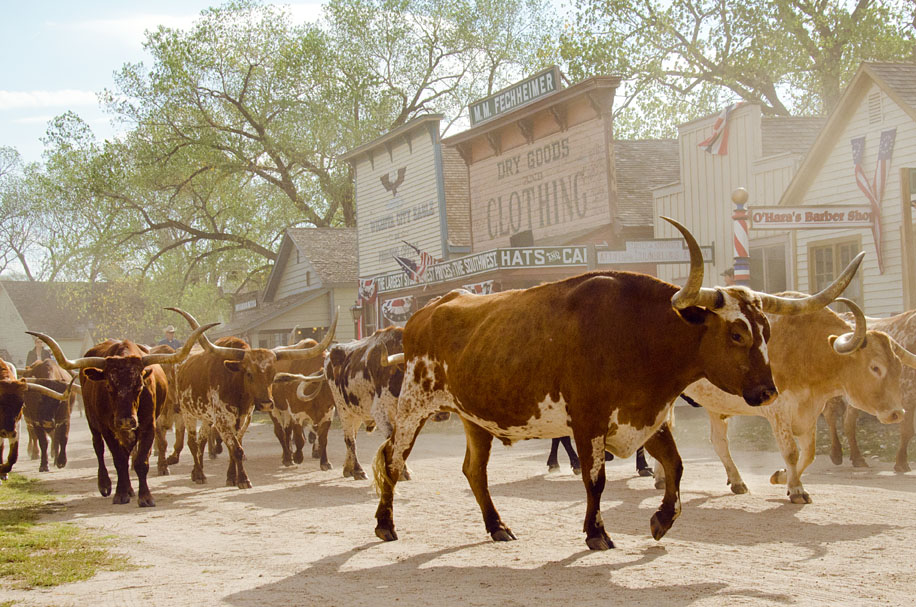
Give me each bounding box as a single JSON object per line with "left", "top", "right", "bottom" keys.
{"left": 809, "top": 240, "right": 863, "bottom": 309}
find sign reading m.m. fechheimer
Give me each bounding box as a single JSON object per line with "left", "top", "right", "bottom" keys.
{"left": 469, "top": 66, "right": 561, "bottom": 126}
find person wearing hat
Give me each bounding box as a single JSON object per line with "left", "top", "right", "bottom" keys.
{"left": 722, "top": 267, "right": 736, "bottom": 286}
{"left": 158, "top": 325, "right": 183, "bottom": 350}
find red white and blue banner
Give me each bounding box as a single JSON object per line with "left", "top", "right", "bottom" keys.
{"left": 698, "top": 103, "right": 742, "bottom": 155}
{"left": 393, "top": 241, "right": 437, "bottom": 283}
{"left": 461, "top": 279, "right": 495, "bottom": 295}
{"left": 358, "top": 277, "right": 378, "bottom": 303}
{"left": 851, "top": 128, "right": 896, "bottom": 273}
{"left": 382, "top": 296, "right": 415, "bottom": 324}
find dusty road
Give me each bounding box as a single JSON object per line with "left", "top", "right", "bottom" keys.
{"left": 3, "top": 411, "right": 915, "bottom": 606}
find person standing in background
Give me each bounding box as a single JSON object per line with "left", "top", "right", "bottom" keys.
{"left": 25, "top": 335, "right": 52, "bottom": 366}
{"left": 158, "top": 325, "right": 183, "bottom": 350}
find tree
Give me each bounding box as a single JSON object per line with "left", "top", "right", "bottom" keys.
{"left": 558, "top": 0, "right": 916, "bottom": 137}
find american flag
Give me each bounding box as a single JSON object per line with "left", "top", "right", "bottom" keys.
{"left": 462, "top": 279, "right": 494, "bottom": 295}
{"left": 851, "top": 129, "right": 896, "bottom": 273}
{"left": 358, "top": 278, "right": 377, "bottom": 303}
{"left": 394, "top": 241, "right": 437, "bottom": 282}
{"left": 698, "top": 103, "right": 741, "bottom": 155}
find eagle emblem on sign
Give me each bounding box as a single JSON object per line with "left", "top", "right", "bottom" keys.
{"left": 380, "top": 167, "right": 406, "bottom": 197}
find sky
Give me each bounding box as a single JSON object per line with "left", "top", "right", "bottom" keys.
{"left": 0, "top": 1, "right": 324, "bottom": 163}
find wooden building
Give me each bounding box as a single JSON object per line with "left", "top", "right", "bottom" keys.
{"left": 654, "top": 103, "right": 825, "bottom": 292}
{"left": 346, "top": 69, "right": 682, "bottom": 333}
{"left": 777, "top": 62, "right": 916, "bottom": 315}
{"left": 215, "top": 227, "right": 357, "bottom": 345}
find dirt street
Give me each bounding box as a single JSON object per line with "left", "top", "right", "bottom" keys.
{"left": 3, "top": 412, "right": 916, "bottom": 606}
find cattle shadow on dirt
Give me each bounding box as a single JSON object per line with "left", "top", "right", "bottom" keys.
{"left": 223, "top": 542, "right": 791, "bottom": 607}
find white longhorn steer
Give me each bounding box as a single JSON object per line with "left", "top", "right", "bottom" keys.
{"left": 676, "top": 295, "right": 916, "bottom": 503}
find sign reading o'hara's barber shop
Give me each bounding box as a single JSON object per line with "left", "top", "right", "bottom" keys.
{"left": 471, "top": 122, "right": 612, "bottom": 251}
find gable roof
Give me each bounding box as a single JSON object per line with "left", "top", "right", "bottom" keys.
{"left": 779, "top": 62, "right": 916, "bottom": 205}
{"left": 614, "top": 139, "right": 680, "bottom": 227}
{"left": 211, "top": 289, "right": 329, "bottom": 338}
{"left": 1, "top": 280, "right": 103, "bottom": 338}
{"left": 263, "top": 228, "right": 357, "bottom": 302}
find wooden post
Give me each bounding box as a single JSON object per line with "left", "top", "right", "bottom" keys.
{"left": 732, "top": 187, "right": 751, "bottom": 286}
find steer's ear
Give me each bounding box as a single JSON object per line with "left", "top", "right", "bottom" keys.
{"left": 223, "top": 360, "right": 243, "bottom": 373}
{"left": 675, "top": 306, "right": 710, "bottom": 326}
{"left": 83, "top": 368, "right": 105, "bottom": 382}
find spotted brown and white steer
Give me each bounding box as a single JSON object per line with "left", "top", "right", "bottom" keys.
{"left": 372, "top": 218, "right": 863, "bottom": 550}
{"left": 19, "top": 358, "right": 77, "bottom": 472}
{"left": 676, "top": 296, "right": 915, "bottom": 503}
{"left": 0, "top": 358, "right": 72, "bottom": 483}
{"left": 822, "top": 308, "right": 916, "bottom": 472}
{"left": 172, "top": 309, "right": 335, "bottom": 489}
{"left": 30, "top": 316, "right": 216, "bottom": 506}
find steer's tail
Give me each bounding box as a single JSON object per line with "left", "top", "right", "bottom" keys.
{"left": 372, "top": 438, "right": 394, "bottom": 497}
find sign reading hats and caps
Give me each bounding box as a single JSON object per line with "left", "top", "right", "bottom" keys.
{"left": 469, "top": 66, "right": 561, "bottom": 126}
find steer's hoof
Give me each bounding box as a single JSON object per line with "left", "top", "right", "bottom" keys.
{"left": 237, "top": 480, "right": 252, "bottom": 489}
{"left": 158, "top": 467, "right": 170, "bottom": 476}
{"left": 851, "top": 457, "right": 868, "bottom": 468}
{"left": 402, "top": 468, "right": 412, "bottom": 481}
{"left": 650, "top": 512, "right": 674, "bottom": 540}
{"left": 99, "top": 484, "right": 111, "bottom": 497}
{"left": 788, "top": 490, "right": 812, "bottom": 504}
{"left": 638, "top": 467, "right": 653, "bottom": 477}
{"left": 730, "top": 481, "right": 749, "bottom": 495}
{"left": 585, "top": 533, "right": 614, "bottom": 551}
{"left": 293, "top": 451, "right": 305, "bottom": 464}
{"left": 769, "top": 470, "right": 787, "bottom": 485}
{"left": 320, "top": 461, "right": 332, "bottom": 471}
{"left": 654, "top": 477, "right": 665, "bottom": 490}
{"left": 353, "top": 469, "right": 368, "bottom": 481}
{"left": 139, "top": 496, "right": 156, "bottom": 507}
{"left": 39, "top": 463, "right": 49, "bottom": 473}
{"left": 894, "top": 462, "right": 911, "bottom": 473}
{"left": 490, "top": 527, "right": 516, "bottom": 542}
{"left": 166, "top": 454, "right": 180, "bottom": 465}
{"left": 112, "top": 493, "right": 131, "bottom": 505}
{"left": 829, "top": 451, "right": 843, "bottom": 466}
{"left": 572, "top": 466, "right": 581, "bottom": 476}
{"left": 56, "top": 457, "right": 67, "bottom": 469}
{"left": 375, "top": 526, "right": 398, "bottom": 542}
{"left": 282, "top": 457, "right": 294, "bottom": 468}
{"left": 547, "top": 464, "right": 559, "bottom": 472}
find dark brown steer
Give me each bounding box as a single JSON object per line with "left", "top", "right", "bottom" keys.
{"left": 30, "top": 318, "right": 217, "bottom": 506}
{"left": 171, "top": 309, "right": 335, "bottom": 489}
{"left": 0, "top": 358, "right": 72, "bottom": 483}
{"left": 19, "top": 358, "right": 76, "bottom": 472}
{"left": 373, "top": 218, "right": 863, "bottom": 550}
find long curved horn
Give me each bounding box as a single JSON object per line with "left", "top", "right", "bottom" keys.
{"left": 25, "top": 380, "right": 71, "bottom": 401}
{"left": 891, "top": 339, "right": 916, "bottom": 368}
{"left": 26, "top": 331, "right": 107, "bottom": 370}
{"left": 275, "top": 338, "right": 318, "bottom": 352}
{"left": 758, "top": 252, "right": 865, "bottom": 315}
{"left": 273, "top": 370, "right": 325, "bottom": 401}
{"left": 287, "top": 325, "right": 300, "bottom": 346}
{"left": 831, "top": 298, "right": 867, "bottom": 354}
{"left": 381, "top": 352, "right": 405, "bottom": 367}
{"left": 165, "top": 307, "right": 247, "bottom": 360}
{"left": 275, "top": 308, "right": 338, "bottom": 361}
{"left": 662, "top": 217, "right": 720, "bottom": 310}
{"left": 141, "top": 322, "right": 221, "bottom": 366}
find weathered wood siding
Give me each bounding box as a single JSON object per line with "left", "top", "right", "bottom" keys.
{"left": 794, "top": 82, "right": 916, "bottom": 316}
{"left": 353, "top": 121, "right": 445, "bottom": 277}
{"left": 274, "top": 249, "right": 322, "bottom": 301}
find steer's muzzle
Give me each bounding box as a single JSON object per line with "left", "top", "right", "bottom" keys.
{"left": 743, "top": 383, "right": 778, "bottom": 407}
{"left": 877, "top": 408, "right": 906, "bottom": 425}
{"left": 254, "top": 398, "right": 273, "bottom": 412}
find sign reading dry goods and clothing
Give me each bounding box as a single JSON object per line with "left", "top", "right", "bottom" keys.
{"left": 749, "top": 206, "right": 874, "bottom": 229}
{"left": 371, "top": 245, "right": 588, "bottom": 293}
{"left": 469, "top": 66, "right": 561, "bottom": 126}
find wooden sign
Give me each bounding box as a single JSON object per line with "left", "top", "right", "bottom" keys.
{"left": 749, "top": 206, "right": 873, "bottom": 229}
{"left": 469, "top": 66, "right": 561, "bottom": 126}
{"left": 597, "top": 239, "right": 714, "bottom": 265}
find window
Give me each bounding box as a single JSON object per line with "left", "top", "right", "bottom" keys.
{"left": 306, "top": 271, "right": 311, "bottom": 287}
{"left": 909, "top": 168, "right": 916, "bottom": 208}
{"left": 809, "top": 239, "right": 863, "bottom": 308}
{"left": 749, "top": 244, "right": 788, "bottom": 294}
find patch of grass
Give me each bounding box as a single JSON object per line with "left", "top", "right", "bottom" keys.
{"left": 0, "top": 474, "right": 129, "bottom": 589}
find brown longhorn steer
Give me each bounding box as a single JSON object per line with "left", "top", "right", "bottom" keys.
{"left": 171, "top": 308, "right": 335, "bottom": 489}
{"left": 677, "top": 297, "right": 915, "bottom": 503}
{"left": 19, "top": 358, "right": 77, "bottom": 472}
{"left": 0, "top": 358, "right": 72, "bottom": 483}
{"left": 823, "top": 308, "right": 916, "bottom": 471}
{"left": 30, "top": 318, "right": 218, "bottom": 506}
{"left": 373, "top": 218, "right": 863, "bottom": 550}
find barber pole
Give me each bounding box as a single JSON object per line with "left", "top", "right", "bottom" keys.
{"left": 732, "top": 188, "right": 750, "bottom": 285}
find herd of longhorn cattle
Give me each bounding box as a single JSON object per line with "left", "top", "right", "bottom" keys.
{"left": 2, "top": 218, "right": 916, "bottom": 553}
